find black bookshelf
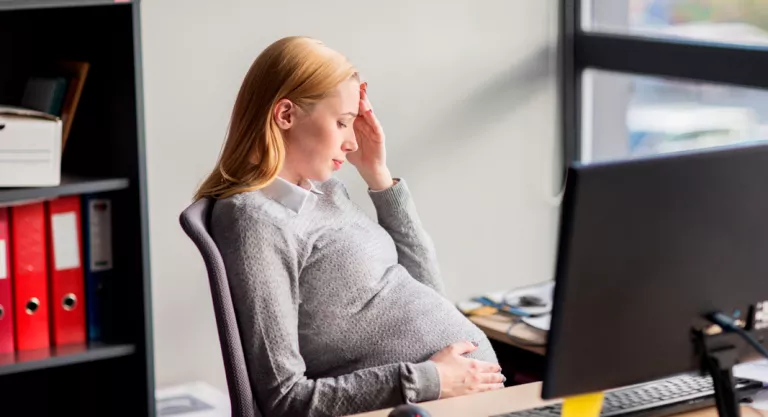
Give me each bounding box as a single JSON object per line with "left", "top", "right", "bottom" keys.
{"left": 0, "top": 1, "right": 154, "bottom": 416}
{"left": 0, "top": 0, "right": 131, "bottom": 12}
{"left": 0, "top": 175, "right": 129, "bottom": 205}
{"left": 0, "top": 342, "right": 135, "bottom": 376}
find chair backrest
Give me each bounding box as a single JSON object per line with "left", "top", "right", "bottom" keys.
{"left": 179, "top": 198, "right": 260, "bottom": 417}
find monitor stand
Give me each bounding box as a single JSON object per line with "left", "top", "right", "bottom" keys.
{"left": 694, "top": 328, "right": 741, "bottom": 417}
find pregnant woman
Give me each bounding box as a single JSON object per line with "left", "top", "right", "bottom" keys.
{"left": 195, "top": 36, "right": 504, "bottom": 417}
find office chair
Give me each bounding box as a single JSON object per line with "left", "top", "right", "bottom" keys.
{"left": 179, "top": 198, "right": 261, "bottom": 417}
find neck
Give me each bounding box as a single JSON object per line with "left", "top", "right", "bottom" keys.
{"left": 278, "top": 167, "right": 307, "bottom": 189}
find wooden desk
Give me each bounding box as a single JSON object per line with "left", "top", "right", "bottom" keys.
{"left": 346, "top": 382, "right": 768, "bottom": 417}
{"left": 469, "top": 314, "right": 547, "bottom": 356}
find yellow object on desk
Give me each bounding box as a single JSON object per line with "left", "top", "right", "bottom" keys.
{"left": 456, "top": 300, "right": 499, "bottom": 317}
{"left": 466, "top": 306, "right": 498, "bottom": 316}
{"left": 562, "top": 392, "right": 605, "bottom": 417}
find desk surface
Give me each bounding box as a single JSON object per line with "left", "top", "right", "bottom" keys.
{"left": 469, "top": 314, "right": 547, "bottom": 355}
{"left": 346, "top": 382, "right": 767, "bottom": 417}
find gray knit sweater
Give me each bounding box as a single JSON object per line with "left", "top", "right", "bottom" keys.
{"left": 210, "top": 177, "right": 497, "bottom": 417}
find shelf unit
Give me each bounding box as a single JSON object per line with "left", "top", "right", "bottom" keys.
{"left": 0, "top": 343, "right": 136, "bottom": 377}
{"left": 0, "top": 1, "right": 154, "bottom": 416}
{"left": 0, "top": 175, "right": 130, "bottom": 206}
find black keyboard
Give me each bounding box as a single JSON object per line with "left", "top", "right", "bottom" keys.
{"left": 494, "top": 374, "right": 764, "bottom": 417}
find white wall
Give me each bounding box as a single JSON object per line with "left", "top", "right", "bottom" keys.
{"left": 141, "top": 0, "right": 561, "bottom": 393}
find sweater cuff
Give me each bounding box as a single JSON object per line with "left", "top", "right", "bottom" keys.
{"left": 368, "top": 178, "right": 410, "bottom": 212}
{"left": 401, "top": 361, "right": 441, "bottom": 404}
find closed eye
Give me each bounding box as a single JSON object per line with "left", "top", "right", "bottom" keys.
{"left": 337, "top": 121, "right": 348, "bottom": 129}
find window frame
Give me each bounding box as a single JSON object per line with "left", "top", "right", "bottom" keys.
{"left": 561, "top": 0, "right": 768, "bottom": 164}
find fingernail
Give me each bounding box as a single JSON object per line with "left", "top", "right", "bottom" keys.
{"left": 502, "top": 375, "right": 507, "bottom": 383}
{"left": 361, "top": 82, "right": 368, "bottom": 92}
{"left": 471, "top": 341, "right": 479, "bottom": 347}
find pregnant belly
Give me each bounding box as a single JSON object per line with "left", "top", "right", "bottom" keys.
{"left": 371, "top": 283, "right": 499, "bottom": 365}
{"left": 300, "top": 271, "right": 498, "bottom": 377}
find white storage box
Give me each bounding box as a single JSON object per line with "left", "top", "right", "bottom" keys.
{"left": 0, "top": 105, "right": 62, "bottom": 187}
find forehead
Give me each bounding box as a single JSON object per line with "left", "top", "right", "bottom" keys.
{"left": 321, "top": 78, "right": 360, "bottom": 111}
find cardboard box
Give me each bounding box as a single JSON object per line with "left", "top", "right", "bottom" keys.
{"left": 0, "top": 106, "right": 62, "bottom": 187}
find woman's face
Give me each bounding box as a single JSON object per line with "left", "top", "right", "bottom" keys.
{"left": 276, "top": 78, "right": 361, "bottom": 185}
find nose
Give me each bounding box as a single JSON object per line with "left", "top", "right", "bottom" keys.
{"left": 343, "top": 133, "right": 358, "bottom": 153}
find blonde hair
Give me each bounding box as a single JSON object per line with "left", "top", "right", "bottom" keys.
{"left": 194, "top": 36, "right": 358, "bottom": 200}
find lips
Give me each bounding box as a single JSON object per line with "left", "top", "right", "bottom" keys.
{"left": 333, "top": 159, "right": 344, "bottom": 169}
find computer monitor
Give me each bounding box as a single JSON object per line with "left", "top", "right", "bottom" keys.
{"left": 542, "top": 142, "right": 768, "bottom": 416}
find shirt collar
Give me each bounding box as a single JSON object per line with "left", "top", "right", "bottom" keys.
{"left": 261, "top": 176, "right": 324, "bottom": 214}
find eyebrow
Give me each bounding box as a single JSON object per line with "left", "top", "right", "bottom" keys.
{"left": 342, "top": 111, "right": 358, "bottom": 118}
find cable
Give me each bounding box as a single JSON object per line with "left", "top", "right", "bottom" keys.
{"left": 505, "top": 318, "right": 547, "bottom": 348}
{"left": 732, "top": 326, "right": 768, "bottom": 361}
{"left": 708, "top": 312, "right": 768, "bottom": 360}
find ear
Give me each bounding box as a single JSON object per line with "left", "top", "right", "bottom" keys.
{"left": 273, "top": 98, "right": 296, "bottom": 130}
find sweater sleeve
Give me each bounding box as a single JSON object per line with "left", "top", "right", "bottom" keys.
{"left": 368, "top": 178, "right": 446, "bottom": 295}
{"left": 211, "top": 201, "right": 441, "bottom": 417}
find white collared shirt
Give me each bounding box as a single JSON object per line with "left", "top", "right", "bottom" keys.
{"left": 260, "top": 176, "right": 324, "bottom": 214}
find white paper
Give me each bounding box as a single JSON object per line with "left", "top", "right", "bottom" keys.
{"left": 0, "top": 240, "right": 6, "bottom": 279}
{"left": 52, "top": 212, "right": 81, "bottom": 271}
{"left": 734, "top": 359, "right": 768, "bottom": 383}
{"left": 88, "top": 199, "right": 113, "bottom": 272}
{"left": 748, "top": 390, "right": 768, "bottom": 411}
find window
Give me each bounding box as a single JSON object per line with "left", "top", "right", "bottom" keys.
{"left": 562, "top": 0, "right": 768, "bottom": 163}
{"left": 582, "top": 69, "right": 768, "bottom": 162}
{"left": 587, "top": 0, "right": 768, "bottom": 47}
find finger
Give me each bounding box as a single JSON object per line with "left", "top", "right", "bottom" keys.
{"left": 476, "top": 383, "right": 506, "bottom": 392}
{"left": 358, "top": 100, "right": 373, "bottom": 119}
{"left": 356, "top": 110, "right": 383, "bottom": 143}
{"left": 359, "top": 96, "right": 382, "bottom": 130}
{"left": 353, "top": 115, "right": 374, "bottom": 136}
{"left": 449, "top": 341, "right": 478, "bottom": 356}
{"left": 478, "top": 372, "right": 506, "bottom": 384}
{"left": 360, "top": 89, "right": 373, "bottom": 113}
{"left": 362, "top": 110, "right": 381, "bottom": 135}
{"left": 471, "top": 359, "right": 502, "bottom": 373}
{"left": 359, "top": 100, "right": 372, "bottom": 116}
{"left": 357, "top": 97, "right": 367, "bottom": 115}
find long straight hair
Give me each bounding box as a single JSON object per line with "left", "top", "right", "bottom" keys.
{"left": 194, "top": 36, "right": 358, "bottom": 200}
